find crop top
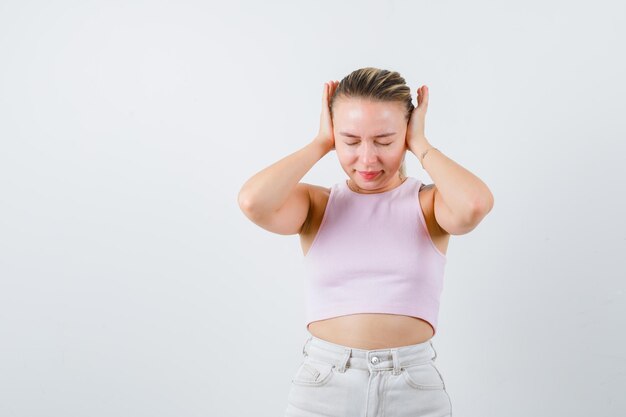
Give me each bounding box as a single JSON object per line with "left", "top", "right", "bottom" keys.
{"left": 302, "top": 176, "right": 447, "bottom": 336}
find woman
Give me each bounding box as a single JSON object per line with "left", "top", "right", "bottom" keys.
{"left": 238, "top": 67, "right": 494, "bottom": 417}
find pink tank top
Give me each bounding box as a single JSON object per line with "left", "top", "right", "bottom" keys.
{"left": 303, "top": 176, "right": 447, "bottom": 336}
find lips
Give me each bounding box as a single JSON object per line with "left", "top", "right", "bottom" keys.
{"left": 358, "top": 170, "right": 381, "bottom": 179}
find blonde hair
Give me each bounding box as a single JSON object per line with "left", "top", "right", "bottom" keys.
{"left": 329, "top": 67, "right": 415, "bottom": 178}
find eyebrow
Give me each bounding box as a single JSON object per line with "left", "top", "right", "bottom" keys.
{"left": 339, "top": 132, "right": 397, "bottom": 138}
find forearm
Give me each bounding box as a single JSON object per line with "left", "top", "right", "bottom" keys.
{"left": 411, "top": 138, "right": 494, "bottom": 220}
{"left": 238, "top": 139, "right": 329, "bottom": 215}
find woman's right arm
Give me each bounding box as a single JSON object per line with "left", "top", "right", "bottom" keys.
{"left": 237, "top": 140, "right": 330, "bottom": 235}
{"left": 237, "top": 80, "right": 339, "bottom": 235}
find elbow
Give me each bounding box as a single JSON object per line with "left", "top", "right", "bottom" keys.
{"left": 470, "top": 192, "right": 494, "bottom": 220}
{"left": 238, "top": 190, "right": 273, "bottom": 221}
{"left": 238, "top": 190, "right": 256, "bottom": 215}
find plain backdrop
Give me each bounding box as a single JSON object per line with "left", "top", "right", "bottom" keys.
{"left": 1, "top": 0, "right": 625, "bottom": 416}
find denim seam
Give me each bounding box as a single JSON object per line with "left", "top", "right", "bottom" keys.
{"left": 402, "top": 363, "right": 446, "bottom": 390}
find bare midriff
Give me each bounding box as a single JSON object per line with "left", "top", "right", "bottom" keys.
{"left": 307, "top": 313, "right": 435, "bottom": 350}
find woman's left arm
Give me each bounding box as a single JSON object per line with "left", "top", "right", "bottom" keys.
{"left": 406, "top": 85, "right": 494, "bottom": 233}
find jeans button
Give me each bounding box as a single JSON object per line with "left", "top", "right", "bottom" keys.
{"left": 371, "top": 356, "right": 379, "bottom": 364}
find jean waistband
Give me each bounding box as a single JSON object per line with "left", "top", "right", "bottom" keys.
{"left": 301, "top": 333, "right": 437, "bottom": 375}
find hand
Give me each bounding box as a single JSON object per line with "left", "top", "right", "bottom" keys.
{"left": 405, "top": 84, "right": 429, "bottom": 151}
{"left": 313, "top": 80, "right": 339, "bottom": 153}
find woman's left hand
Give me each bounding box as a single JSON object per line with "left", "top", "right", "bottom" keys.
{"left": 406, "top": 85, "right": 429, "bottom": 151}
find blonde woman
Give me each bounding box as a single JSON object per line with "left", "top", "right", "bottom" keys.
{"left": 238, "top": 67, "right": 494, "bottom": 417}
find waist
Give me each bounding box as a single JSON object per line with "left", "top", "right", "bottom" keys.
{"left": 307, "top": 313, "right": 435, "bottom": 349}
{"left": 301, "top": 331, "right": 438, "bottom": 372}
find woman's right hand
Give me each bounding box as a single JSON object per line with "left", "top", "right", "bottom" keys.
{"left": 313, "top": 80, "right": 339, "bottom": 153}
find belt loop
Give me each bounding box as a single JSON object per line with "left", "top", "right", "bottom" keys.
{"left": 429, "top": 340, "right": 437, "bottom": 361}
{"left": 302, "top": 335, "right": 312, "bottom": 357}
{"left": 336, "top": 348, "right": 351, "bottom": 373}
{"left": 392, "top": 349, "right": 401, "bottom": 375}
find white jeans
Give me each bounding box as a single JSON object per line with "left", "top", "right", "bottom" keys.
{"left": 284, "top": 333, "right": 453, "bottom": 417}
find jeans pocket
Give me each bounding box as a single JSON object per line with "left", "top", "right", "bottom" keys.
{"left": 291, "top": 357, "right": 336, "bottom": 387}
{"left": 401, "top": 361, "right": 445, "bottom": 390}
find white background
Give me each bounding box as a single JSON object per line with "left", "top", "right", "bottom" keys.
{"left": 1, "top": 1, "right": 625, "bottom": 416}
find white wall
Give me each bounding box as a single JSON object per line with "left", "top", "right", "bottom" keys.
{"left": 1, "top": 0, "right": 624, "bottom": 416}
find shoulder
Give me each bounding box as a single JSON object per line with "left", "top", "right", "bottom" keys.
{"left": 306, "top": 183, "right": 332, "bottom": 194}
{"left": 418, "top": 181, "right": 433, "bottom": 192}
{"left": 417, "top": 182, "right": 450, "bottom": 236}
{"left": 300, "top": 183, "right": 331, "bottom": 204}
{"left": 307, "top": 184, "right": 332, "bottom": 213}
{"left": 298, "top": 183, "right": 331, "bottom": 234}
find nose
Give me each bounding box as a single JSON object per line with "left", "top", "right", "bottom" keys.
{"left": 360, "top": 143, "right": 378, "bottom": 165}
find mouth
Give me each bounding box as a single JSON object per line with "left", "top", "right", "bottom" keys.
{"left": 357, "top": 170, "right": 382, "bottom": 180}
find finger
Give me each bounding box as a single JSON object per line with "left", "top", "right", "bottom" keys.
{"left": 327, "top": 81, "right": 334, "bottom": 105}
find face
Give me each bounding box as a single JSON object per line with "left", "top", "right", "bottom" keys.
{"left": 332, "top": 97, "right": 408, "bottom": 192}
